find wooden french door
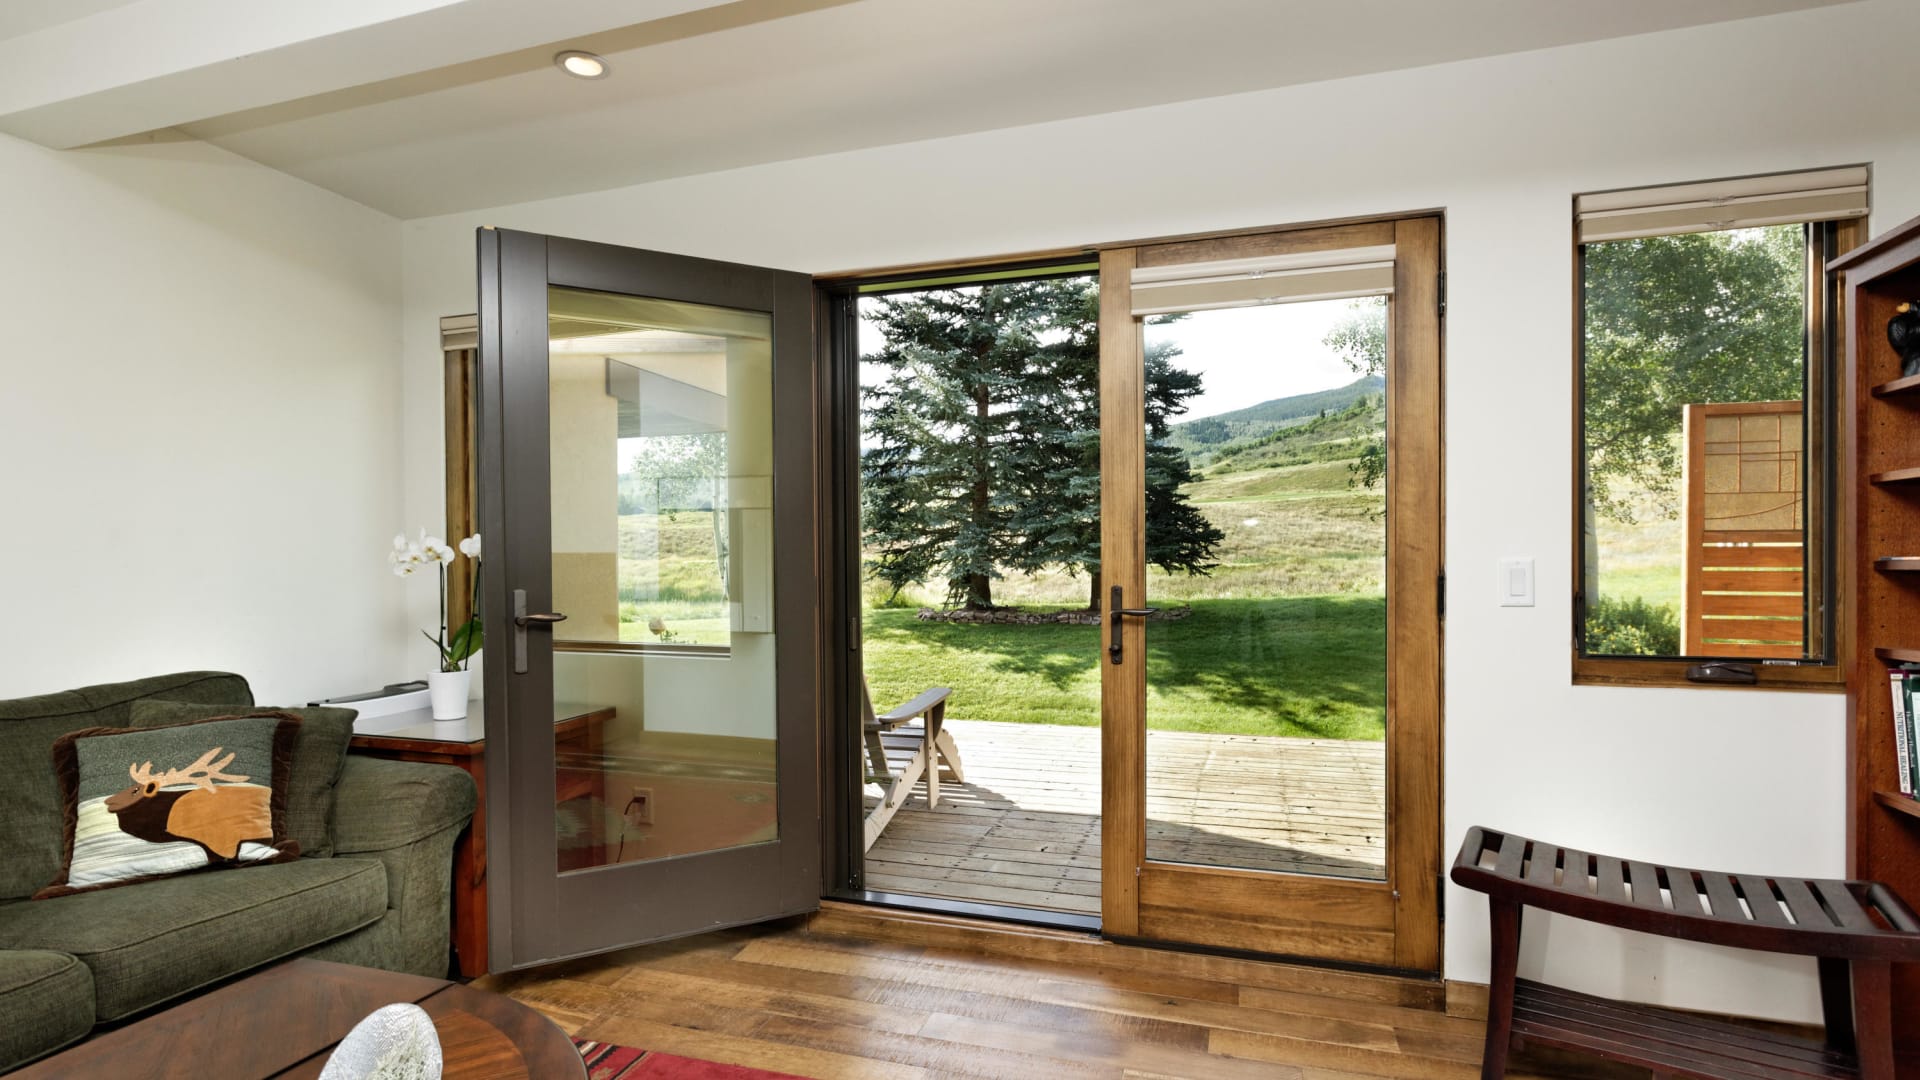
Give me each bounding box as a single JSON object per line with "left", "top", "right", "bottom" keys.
{"left": 476, "top": 228, "right": 821, "bottom": 970}
{"left": 1099, "top": 215, "right": 1444, "bottom": 971}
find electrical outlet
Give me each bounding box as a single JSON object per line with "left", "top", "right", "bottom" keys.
{"left": 623, "top": 787, "right": 653, "bottom": 827}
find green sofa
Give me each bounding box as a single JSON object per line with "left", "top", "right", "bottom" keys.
{"left": 0, "top": 672, "right": 476, "bottom": 1072}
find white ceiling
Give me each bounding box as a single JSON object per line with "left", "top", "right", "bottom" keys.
{"left": 2, "top": 0, "right": 1858, "bottom": 218}
{"left": 0, "top": 0, "right": 139, "bottom": 40}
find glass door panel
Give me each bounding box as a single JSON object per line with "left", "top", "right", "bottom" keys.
{"left": 478, "top": 228, "right": 818, "bottom": 971}
{"left": 1098, "top": 218, "right": 1442, "bottom": 972}
{"left": 1139, "top": 300, "right": 1388, "bottom": 881}
{"left": 545, "top": 286, "right": 778, "bottom": 872}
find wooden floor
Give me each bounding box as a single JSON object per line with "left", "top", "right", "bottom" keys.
{"left": 484, "top": 904, "right": 1640, "bottom": 1079}
{"left": 865, "top": 720, "right": 1385, "bottom": 915}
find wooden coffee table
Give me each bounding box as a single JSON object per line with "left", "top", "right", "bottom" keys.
{"left": 16, "top": 958, "right": 585, "bottom": 1079}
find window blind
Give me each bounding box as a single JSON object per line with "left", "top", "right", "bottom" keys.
{"left": 1129, "top": 244, "right": 1395, "bottom": 317}
{"left": 1576, "top": 166, "right": 1868, "bottom": 244}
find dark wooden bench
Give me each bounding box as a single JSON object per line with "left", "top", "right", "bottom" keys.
{"left": 1451, "top": 826, "right": 1920, "bottom": 1080}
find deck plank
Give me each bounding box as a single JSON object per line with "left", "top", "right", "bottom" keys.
{"left": 866, "top": 720, "right": 1386, "bottom": 915}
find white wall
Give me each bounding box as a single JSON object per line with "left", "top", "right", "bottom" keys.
{"left": 397, "top": 0, "right": 1920, "bottom": 1021}
{"left": 0, "top": 132, "right": 408, "bottom": 706}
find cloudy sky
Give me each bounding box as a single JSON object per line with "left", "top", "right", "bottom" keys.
{"left": 859, "top": 290, "right": 1375, "bottom": 425}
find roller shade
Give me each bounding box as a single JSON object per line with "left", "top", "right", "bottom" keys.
{"left": 1130, "top": 244, "right": 1395, "bottom": 316}
{"left": 1577, "top": 166, "right": 1868, "bottom": 244}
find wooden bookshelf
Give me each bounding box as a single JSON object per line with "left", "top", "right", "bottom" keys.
{"left": 1839, "top": 211, "right": 1920, "bottom": 1056}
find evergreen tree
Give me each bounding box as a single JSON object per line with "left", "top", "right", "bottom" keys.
{"left": 861, "top": 278, "right": 1223, "bottom": 610}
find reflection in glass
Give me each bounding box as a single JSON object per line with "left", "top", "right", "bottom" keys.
{"left": 548, "top": 286, "right": 778, "bottom": 871}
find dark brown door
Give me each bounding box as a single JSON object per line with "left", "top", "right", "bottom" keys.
{"left": 476, "top": 228, "right": 820, "bottom": 970}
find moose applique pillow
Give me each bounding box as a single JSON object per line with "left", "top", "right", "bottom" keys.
{"left": 35, "top": 714, "right": 301, "bottom": 898}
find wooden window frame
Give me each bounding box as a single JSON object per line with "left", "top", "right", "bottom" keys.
{"left": 1570, "top": 217, "right": 1865, "bottom": 692}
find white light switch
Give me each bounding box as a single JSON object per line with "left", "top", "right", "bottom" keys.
{"left": 1499, "top": 558, "right": 1535, "bottom": 607}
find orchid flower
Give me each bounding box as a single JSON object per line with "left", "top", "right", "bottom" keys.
{"left": 389, "top": 528, "right": 484, "bottom": 671}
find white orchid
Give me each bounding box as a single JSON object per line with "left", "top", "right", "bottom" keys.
{"left": 388, "top": 528, "right": 484, "bottom": 671}
{"left": 418, "top": 529, "right": 455, "bottom": 566}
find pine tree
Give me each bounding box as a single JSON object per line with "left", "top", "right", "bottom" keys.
{"left": 861, "top": 278, "right": 1223, "bottom": 610}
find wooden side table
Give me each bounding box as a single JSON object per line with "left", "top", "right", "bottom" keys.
{"left": 348, "top": 702, "right": 613, "bottom": 977}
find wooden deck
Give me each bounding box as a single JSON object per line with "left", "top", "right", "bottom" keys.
{"left": 864, "top": 720, "right": 1385, "bottom": 916}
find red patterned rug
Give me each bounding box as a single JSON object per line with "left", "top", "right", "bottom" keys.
{"left": 575, "top": 1038, "right": 809, "bottom": 1079}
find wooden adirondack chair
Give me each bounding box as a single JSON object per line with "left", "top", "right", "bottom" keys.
{"left": 862, "top": 679, "right": 965, "bottom": 852}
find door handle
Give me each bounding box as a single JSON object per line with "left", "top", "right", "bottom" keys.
{"left": 511, "top": 589, "right": 568, "bottom": 674}
{"left": 1107, "top": 584, "right": 1157, "bottom": 665}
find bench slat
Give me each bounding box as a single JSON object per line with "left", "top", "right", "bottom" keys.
{"left": 1667, "top": 868, "right": 1705, "bottom": 918}
{"left": 1773, "top": 878, "right": 1829, "bottom": 930}
{"left": 1558, "top": 848, "right": 1592, "bottom": 897}
{"left": 1739, "top": 875, "right": 1794, "bottom": 928}
{"left": 1494, "top": 831, "right": 1528, "bottom": 879}
{"left": 1527, "top": 844, "right": 1559, "bottom": 887}
{"left": 1628, "top": 860, "right": 1666, "bottom": 909}
{"left": 1814, "top": 879, "right": 1875, "bottom": 930}
{"left": 1703, "top": 872, "right": 1746, "bottom": 923}
{"left": 1596, "top": 856, "right": 1627, "bottom": 904}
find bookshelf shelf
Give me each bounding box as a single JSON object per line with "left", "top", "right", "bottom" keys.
{"left": 1870, "top": 467, "right": 1920, "bottom": 485}
{"left": 1871, "top": 372, "right": 1920, "bottom": 399}
{"left": 1874, "top": 790, "right": 1920, "bottom": 821}
{"left": 1875, "top": 647, "right": 1920, "bottom": 664}
{"left": 1875, "top": 557, "right": 1920, "bottom": 572}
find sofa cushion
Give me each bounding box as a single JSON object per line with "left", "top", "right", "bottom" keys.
{"left": 129, "top": 701, "right": 357, "bottom": 858}
{"left": 0, "top": 950, "right": 93, "bottom": 1072}
{"left": 38, "top": 715, "right": 303, "bottom": 899}
{"left": 0, "top": 673, "right": 253, "bottom": 902}
{"left": 0, "top": 857, "right": 384, "bottom": 1021}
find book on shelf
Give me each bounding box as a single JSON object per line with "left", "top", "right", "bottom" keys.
{"left": 1892, "top": 664, "right": 1920, "bottom": 798}
{"left": 1895, "top": 667, "right": 1912, "bottom": 796}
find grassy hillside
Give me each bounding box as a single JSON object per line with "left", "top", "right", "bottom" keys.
{"left": 1167, "top": 374, "right": 1383, "bottom": 460}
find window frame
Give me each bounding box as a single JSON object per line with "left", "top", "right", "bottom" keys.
{"left": 1569, "top": 211, "right": 1864, "bottom": 691}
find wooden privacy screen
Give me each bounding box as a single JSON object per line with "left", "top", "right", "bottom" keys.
{"left": 1680, "top": 400, "right": 1806, "bottom": 658}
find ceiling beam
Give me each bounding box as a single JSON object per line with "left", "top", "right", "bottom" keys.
{"left": 0, "top": 0, "right": 734, "bottom": 148}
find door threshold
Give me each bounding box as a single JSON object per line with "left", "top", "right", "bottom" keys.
{"left": 811, "top": 900, "right": 1445, "bottom": 1010}
{"left": 839, "top": 889, "right": 1102, "bottom": 933}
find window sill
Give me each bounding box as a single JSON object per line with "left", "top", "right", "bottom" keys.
{"left": 557, "top": 641, "right": 732, "bottom": 658}
{"left": 1572, "top": 656, "right": 1844, "bottom": 693}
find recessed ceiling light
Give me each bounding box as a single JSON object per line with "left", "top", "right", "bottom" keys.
{"left": 555, "top": 51, "right": 608, "bottom": 80}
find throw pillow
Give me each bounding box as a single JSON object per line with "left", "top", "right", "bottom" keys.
{"left": 127, "top": 701, "right": 356, "bottom": 858}
{"left": 35, "top": 714, "right": 301, "bottom": 898}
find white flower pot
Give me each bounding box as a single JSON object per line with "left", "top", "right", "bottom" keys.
{"left": 427, "top": 669, "right": 471, "bottom": 720}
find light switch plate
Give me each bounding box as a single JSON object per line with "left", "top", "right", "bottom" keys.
{"left": 1499, "top": 557, "right": 1535, "bottom": 607}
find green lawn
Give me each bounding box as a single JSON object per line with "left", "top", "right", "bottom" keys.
{"left": 862, "top": 596, "right": 1385, "bottom": 740}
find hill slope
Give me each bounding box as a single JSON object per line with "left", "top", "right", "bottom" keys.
{"left": 1167, "top": 374, "right": 1383, "bottom": 458}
